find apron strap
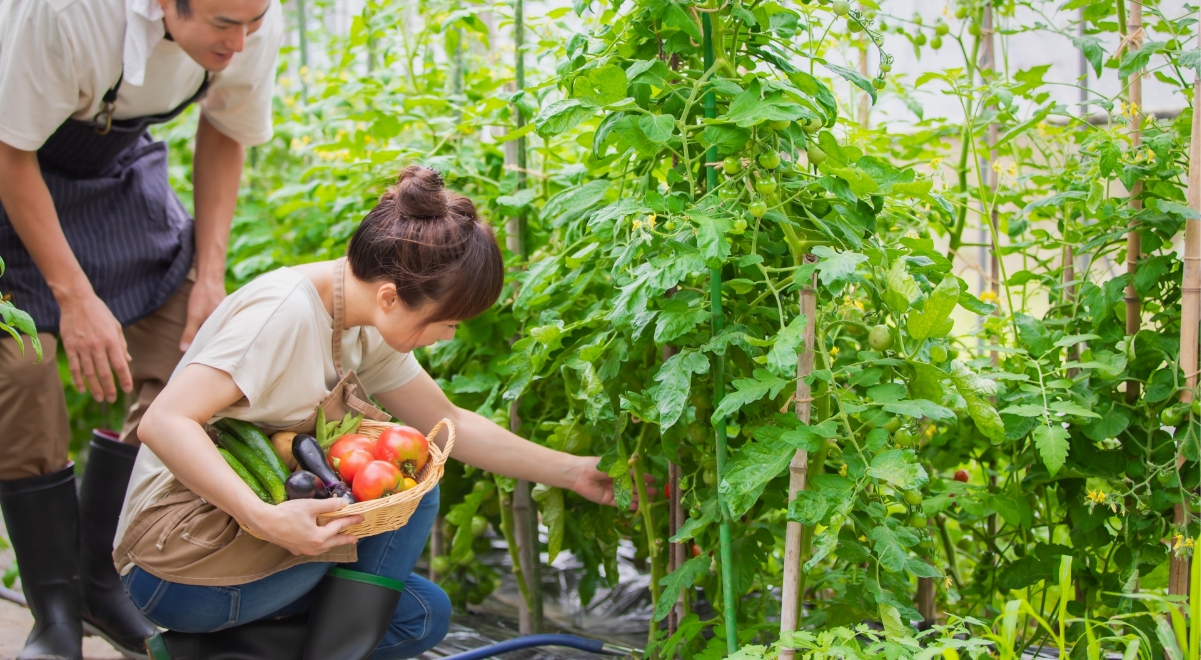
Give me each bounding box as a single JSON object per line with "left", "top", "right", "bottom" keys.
{"left": 332, "top": 258, "right": 348, "bottom": 380}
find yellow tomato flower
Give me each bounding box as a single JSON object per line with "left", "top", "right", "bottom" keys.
{"left": 930, "top": 157, "right": 943, "bottom": 170}
{"left": 979, "top": 290, "right": 998, "bottom": 303}
{"left": 839, "top": 463, "right": 848, "bottom": 477}
{"left": 830, "top": 346, "right": 840, "bottom": 357}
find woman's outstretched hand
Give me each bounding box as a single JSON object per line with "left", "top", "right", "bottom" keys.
{"left": 246, "top": 498, "right": 363, "bottom": 556}
{"left": 568, "top": 456, "right": 657, "bottom": 510}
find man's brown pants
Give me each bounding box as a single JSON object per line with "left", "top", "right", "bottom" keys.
{"left": 0, "top": 280, "right": 191, "bottom": 479}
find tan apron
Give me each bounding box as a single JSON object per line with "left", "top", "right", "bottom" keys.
{"left": 113, "top": 259, "right": 392, "bottom": 586}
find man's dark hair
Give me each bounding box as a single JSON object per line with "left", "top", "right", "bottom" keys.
{"left": 173, "top": 0, "right": 193, "bottom": 18}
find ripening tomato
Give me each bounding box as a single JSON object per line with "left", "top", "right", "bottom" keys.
{"left": 336, "top": 448, "right": 375, "bottom": 483}
{"left": 374, "top": 425, "right": 430, "bottom": 477}
{"left": 352, "top": 461, "right": 402, "bottom": 501}
{"left": 953, "top": 469, "right": 970, "bottom": 483}
{"left": 327, "top": 434, "right": 375, "bottom": 471}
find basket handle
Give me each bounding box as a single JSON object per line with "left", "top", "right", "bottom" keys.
{"left": 426, "top": 418, "right": 455, "bottom": 465}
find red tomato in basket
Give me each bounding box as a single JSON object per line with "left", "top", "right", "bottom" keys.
{"left": 353, "top": 461, "right": 403, "bottom": 501}
{"left": 335, "top": 449, "right": 374, "bottom": 483}
{"left": 328, "top": 434, "right": 375, "bottom": 469}
{"left": 374, "top": 425, "right": 429, "bottom": 477}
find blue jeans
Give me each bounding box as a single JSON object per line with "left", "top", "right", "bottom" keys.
{"left": 122, "top": 486, "right": 449, "bottom": 659}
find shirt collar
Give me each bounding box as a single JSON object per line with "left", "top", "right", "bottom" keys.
{"left": 123, "top": 0, "right": 166, "bottom": 87}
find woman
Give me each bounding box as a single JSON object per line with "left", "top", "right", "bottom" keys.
{"left": 114, "top": 166, "right": 623, "bottom": 659}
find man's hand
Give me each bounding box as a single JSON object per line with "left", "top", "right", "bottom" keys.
{"left": 58, "top": 289, "right": 131, "bottom": 403}
{"left": 180, "top": 275, "right": 226, "bottom": 352}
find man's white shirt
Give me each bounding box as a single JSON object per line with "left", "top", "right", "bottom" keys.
{"left": 0, "top": 0, "right": 283, "bottom": 151}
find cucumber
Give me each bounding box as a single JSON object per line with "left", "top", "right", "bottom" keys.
{"left": 218, "top": 448, "right": 271, "bottom": 503}
{"left": 217, "top": 433, "right": 286, "bottom": 504}
{"left": 215, "top": 418, "right": 291, "bottom": 484}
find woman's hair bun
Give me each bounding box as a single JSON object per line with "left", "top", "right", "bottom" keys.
{"left": 392, "top": 165, "right": 447, "bottom": 219}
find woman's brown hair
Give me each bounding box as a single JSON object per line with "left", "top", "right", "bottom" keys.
{"left": 347, "top": 166, "right": 503, "bottom": 324}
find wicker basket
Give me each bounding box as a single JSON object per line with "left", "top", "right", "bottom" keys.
{"left": 315, "top": 418, "right": 454, "bottom": 538}
{"left": 240, "top": 418, "right": 455, "bottom": 541}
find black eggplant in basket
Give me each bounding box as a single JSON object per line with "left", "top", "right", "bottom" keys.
{"left": 284, "top": 471, "right": 330, "bottom": 500}
{"left": 292, "top": 434, "right": 357, "bottom": 503}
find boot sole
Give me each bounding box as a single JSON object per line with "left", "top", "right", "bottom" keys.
{"left": 82, "top": 620, "right": 151, "bottom": 660}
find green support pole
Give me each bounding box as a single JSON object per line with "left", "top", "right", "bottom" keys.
{"left": 702, "top": 12, "right": 738, "bottom": 656}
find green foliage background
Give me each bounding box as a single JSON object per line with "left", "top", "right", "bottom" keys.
{"left": 34, "top": 0, "right": 1201, "bottom": 658}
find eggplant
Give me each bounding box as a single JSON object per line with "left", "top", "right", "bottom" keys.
{"left": 284, "top": 470, "right": 330, "bottom": 500}
{"left": 292, "top": 434, "right": 356, "bottom": 503}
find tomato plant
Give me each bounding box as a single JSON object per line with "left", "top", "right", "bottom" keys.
{"left": 126, "top": 0, "right": 1201, "bottom": 657}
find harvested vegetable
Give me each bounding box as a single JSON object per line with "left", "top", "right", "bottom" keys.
{"left": 271, "top": 431, "right": 298, "bottom": 471}
{"left": 216, "top": 432, "right": 286, "bottom": 504}
{"left": 218, "top": 448, "right": 271, "bottom": 503}
{"left": 215, "top": 418, "right": 290, "bottom": 484}
{"left": 284, "top": 471, "right": 330, "bottom": 500}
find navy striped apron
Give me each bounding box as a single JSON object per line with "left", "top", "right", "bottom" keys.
{"left": 0, "top": 74, "right": 210, "bottom": 334}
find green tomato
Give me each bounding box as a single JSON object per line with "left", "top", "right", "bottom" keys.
{"left": 832, "top": 0, "right": 850, "bottom": 16}
{"left": 912, "top": 12, "right": 923, "bottom": 25}
{"left": 801, "top": 117, "right": 823, "bottom": 134}
{"left": 723, "top": 157, "right": 742, "bottom": 175}
{"left": 934, "top": 21, "right": 949, "bottom": 36}
{"left": 894, "top": 427, "right": 916, "bottom": 447}
{"left": 904, "top": 490, "right": 924, "bottom": 506}
{"left": 806, "top": 145, "right": 828, "bottom": 165}
{"left": 703, "top": 463, "right": 717, "bottom": 487}
{"left": 911, "top": 516, "right": 929, "bottom": 529}
{"left": 968, "top": 22, "right": 981, "bottom": 37}
{"left": 867, "top": 324, "right": 893, "bottom": 351}
{"left": 758, "top": 152, "right": 781, "bottom": 169}
{"left": 847, "top": 20, "right": 862, "bottom": 33}
{"left": 730, "top": 218, "right": 748, "bottom": 234}
{"left": 431, "top": 555, "right": 452, "bottom": 575}
{"left": 470, "top": 515, "right": 489, "bottom": 538}
{"left": 930, "top": 35, "right": 943, "bottom": 49}
{"left": 688, "top": 422, "right": 708, "bottom": 445}
{"left": 930, "top": 345, "right": 948, "bottom": 363}
{"left": 882, "top": 416, "right": 902, "bottom": 433}
{"left": 1161, "top": 406, "right": 1185, "bottom": 427}
{"left": 769, "top": 119, "right": 791, "bottom": 131}
{"left": 880, "top": 61, "right": 892, "bottom": 73}
{"left": 919, "top": 537, "right": 934, "bottom": 549}
{"left": 754, "top": 177, "right": 777, "bottom": 195}
{"left": 872, "top": 78, "right": 886, "bottom": 90}
{"left": 748, "top": 201, "right": 768, "bottom": 218}
{"left": 719, "top": 186, "right": 740, "bottom": 201}
{"left": 1192, "top": 398, "right": 1200, "bottom": 417}
{"left": 914, "top": 33, "right": 927, "bottom": 46}
{"left": 455, "top": 549, "right": 476, "bottom": 566}
{"left": 955, "top": 5, "right": 969, "bottom": 19}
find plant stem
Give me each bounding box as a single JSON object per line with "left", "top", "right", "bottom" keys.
{"left": 702, "top": 10, "right": 738, "bottom": 655}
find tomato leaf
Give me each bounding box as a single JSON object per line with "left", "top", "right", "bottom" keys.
{"left": 654, "top": 554, "right": 709, "bottom": 621}
{"left": 866, "top": 449, "right": 928, "bottom": 490}
{"left": 711, "top": 369, "right": 789, "bottom": 423}
{"left": 652, "top": 349, "right": 710, "bottom": 429}
{"left": 1033, "top": 424, "right": 1070, "bottom": 476}
{"left": 766, "top": 313, "right": 808, "bottom": 378}
{"left": 907, "top": 275, "right": 960, "bottom": 341}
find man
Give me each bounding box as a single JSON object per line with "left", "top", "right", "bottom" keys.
{"left": 0, "top": 0, "right": 282, "bottom": 657}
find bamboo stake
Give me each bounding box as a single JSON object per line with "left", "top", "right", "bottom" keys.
{"left": 1170, "top": 7, "right": 1200, "bottom": 608}
{"left": 778, "top": 254, "right": 818, "bottom": 660}
{"left": 1122, "top": 0, "right": 1144, "bottom": 404}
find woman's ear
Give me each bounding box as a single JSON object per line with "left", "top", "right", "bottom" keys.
{"left": 376, "top": 282, "right": 400, "bottom": 313}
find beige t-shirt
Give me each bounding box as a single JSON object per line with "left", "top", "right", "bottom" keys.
{"left": 115, "top": 267, "right": 425, "bottom": 548}
{"left": 0, "top": 0, "right": 283, "bottom": 150}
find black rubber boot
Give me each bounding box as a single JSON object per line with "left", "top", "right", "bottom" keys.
{"left": 145, "top": 616, "right": 308, "bottom": 660}
{"left": 0, "top": 465, "right": 83, "bottom": 660}
{"left": 78, "top": 431, "right": 157, "bottom": 659}
{"left": 302, "top": 568, "right": 404, "bottom": 660}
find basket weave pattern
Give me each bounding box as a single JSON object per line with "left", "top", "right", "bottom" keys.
{"left": 234, "top": 418, "right": 455, "bottom": 542}
{"left": 310, "top": 418, "right": 455, "bottom": 538}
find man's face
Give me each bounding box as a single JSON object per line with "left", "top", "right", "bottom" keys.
{"left": 159, "top": 0, "right": 271, "bottom": 72}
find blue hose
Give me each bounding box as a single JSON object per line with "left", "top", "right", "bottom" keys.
{"left": 441, "top": 633, "right": 606, "bottom": 659}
